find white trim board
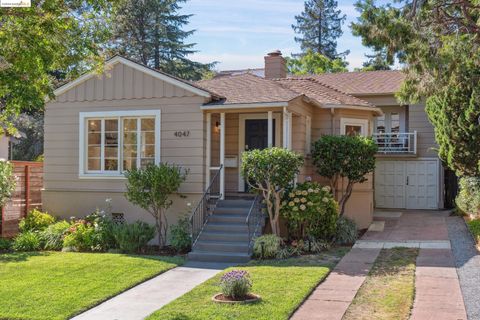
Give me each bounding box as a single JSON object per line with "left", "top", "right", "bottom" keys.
{"left": 201, "top": 102, "right": 288, "bottom": 111}
{"left": 238, "top": 113, "right": 282, "bottom": 192}
{"left": 79, "top": 109, "right": 161, "bottom": 178}
{"left": 54, "top": 56, "right": 212, "bottom": 98}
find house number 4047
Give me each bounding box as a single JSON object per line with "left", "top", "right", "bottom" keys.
{"left": 174, "top": 130, "right": 190, "bottom": 137}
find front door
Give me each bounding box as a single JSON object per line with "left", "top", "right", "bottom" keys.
{"left": 244, "top": 119, "right": 275, "bottom": 191}
{"left": 244, "top": 119, "right": 275, "bottom": 151}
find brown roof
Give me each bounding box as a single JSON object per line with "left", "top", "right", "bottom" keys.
{"left": 273, "top": 77, "right": 373, "bottom": 107}
{"left": 304, "top": 70, "right": 405, "bottom": 95}
{"left": 197, "top": 73, "right": 300, "bottom": 105}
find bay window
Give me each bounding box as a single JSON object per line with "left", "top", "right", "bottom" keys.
{"left": 80, "top": 110, "right": 160, "bottom": 177}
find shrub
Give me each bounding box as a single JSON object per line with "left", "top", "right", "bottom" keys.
{"left": 241, "top": 147, "right": 304, "bottom": 236}
{"left": 19, "top": 209, "right": 56, "bottom": 232}
{"left": 0, "top": 160, "right": 16, "bottom": 207}
{"left": 303, "top": 238, "right": 330, "bottom": 253}
{"left": 125, "top": 163, "right": 188, "bottom": 247}
{"left": 467, "top": 219, "right": 480, "bottom": 244}
{"left": 170, "top": 215, "right": 191, "bottom": 253}
{"left": 219, "top": 270, "right": 252, "bottom": 299}
{"left": 276, "top": 246, "right": 301, "bottom": 259}
{"left": 253, "top": 234, "right": 282, "bottom": 259}
{"left": 281, "top": 182, "right": 338, "bottom": 241}
{"left": 41, "top": 221, "right": 71, "bottom": 250}
{"left": 63, "top": 221, "right": 97, "bottom": 251}
{"left": 12, "top": 231, "right": 41, "bottom": 251}
{"left": 0, "top": 238, "right": 12, "bottom": 251}
{"left": 112, "top": 221, "right": 156, "bottom": 253}
{"left": 456, "top": 177, "right": 480, "bottom": 218}
{"left": 335, "top": 216, "right": 358, "bottom": 245}
{"left": 312, "top": 135, "right": 377, "bottom": 215}
{"left": 84, "top": 210, "right": 117, "bottom": 250}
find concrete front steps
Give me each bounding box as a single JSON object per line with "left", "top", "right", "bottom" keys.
{"left": 188, "top": 199, "right": 257, "bottom": 264}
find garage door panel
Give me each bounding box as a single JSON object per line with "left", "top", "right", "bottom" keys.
{"left": 376, "top": 160, "right": 439, "bottom": 209}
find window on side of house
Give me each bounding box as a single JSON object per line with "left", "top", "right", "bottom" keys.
{"left": 340, "top": 118, "right": 369, "bottom": 137}
{"left": 80, "top": 111, "right": 160, "bottom": 177}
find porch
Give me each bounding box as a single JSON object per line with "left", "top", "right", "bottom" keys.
{"left": 205, "top": 107, "right": 297, "bottom": 200}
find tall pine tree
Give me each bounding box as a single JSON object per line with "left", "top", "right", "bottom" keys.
{"left": 292, "top": 0, "right": 348, "bottom": 59}
{"left": 111, "top": 0, "right": 214, "bottom": 80}
{"left": 361, "top": 50, "right": 391, "bottom": 71}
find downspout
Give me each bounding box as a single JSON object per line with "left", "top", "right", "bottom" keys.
{"left": 330, "top": 108, "right": 335, "bottom": 135}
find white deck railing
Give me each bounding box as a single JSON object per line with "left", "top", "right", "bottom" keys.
{"left": 372, "top": 131, "right": 417, "bottom": 154}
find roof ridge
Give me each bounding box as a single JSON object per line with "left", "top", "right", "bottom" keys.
{"left": 279, "top": 76, "right": 374, "bottom": 107}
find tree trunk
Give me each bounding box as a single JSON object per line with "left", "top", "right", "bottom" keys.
{"left": 339, "top": 182, "right": 354, "bottom": 216}
{"left": 155, "top": 214, "right": 163, "bottom": 248}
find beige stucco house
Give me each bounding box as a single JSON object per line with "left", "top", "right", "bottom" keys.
{"left": 43, "top": 51, "right": 443, "bottom": 241}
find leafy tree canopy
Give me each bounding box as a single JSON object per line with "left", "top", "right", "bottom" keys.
{"left": 352, "top": 0, "right": 480, "bottom": 176}
{"left": 287, "top": 49, "right": 348, "bottom": 75}
{"left": 0, "top": 0, "right": 114, "bottom": 130}
{"left": 292, "top": 0, "right": 349, "bottom": 59}
{"left": 358, "top": 50, "right": 392, "bottom": 71}
{"left": 111, "top": 0, "right": 215, "bottom": 80}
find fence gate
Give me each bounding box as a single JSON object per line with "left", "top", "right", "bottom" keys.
{"left": 1, "top": 161, "right": 43, "bottom": 238}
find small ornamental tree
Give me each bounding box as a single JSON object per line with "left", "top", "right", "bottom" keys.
{"left": 241, "top": 147, "right": 303, "bottom": 236}
{"left": 0, "top": 161, "right": 16, "bottom": 207}
{"left": 312, "top": 135, "right": 377, "bottom": 216}
{"left": 125, "top": 163, "right": 187, "bottom": 248}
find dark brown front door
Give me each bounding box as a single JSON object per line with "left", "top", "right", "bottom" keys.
{"left": 245, "top": 119, "right": 275, "bottom": 151}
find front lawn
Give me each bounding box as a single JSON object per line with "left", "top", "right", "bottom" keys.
{"left": 147, "top": 248, "right": 348, "bottom": 320}
{"left": 343, "top": 248, "right": 418, "bottom": 320}
{"left": 0, "top": 252, "right": 183, "bottom": 320}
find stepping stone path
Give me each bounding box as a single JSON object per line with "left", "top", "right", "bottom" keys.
{"left": 291, "top": 210, "right": 468, "bottom": 320}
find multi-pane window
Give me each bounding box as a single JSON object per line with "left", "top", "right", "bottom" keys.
{"left": 82, "top": 111, "right": 159, "bottom": 176}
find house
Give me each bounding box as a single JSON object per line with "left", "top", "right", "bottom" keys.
{"left": 43, "top": 51, "right": 443, "bottom": 260}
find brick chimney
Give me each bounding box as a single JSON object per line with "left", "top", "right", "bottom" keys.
{"left": 264, "top": 50, "right": 286, "bottom": 79}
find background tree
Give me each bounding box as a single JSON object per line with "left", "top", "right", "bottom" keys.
{"left": 352, "top": 0, "right": 480, "bottom": 177}
{"left": 360, "top": 50, "right": 391, "bottom": 71}
{"left": 125, "top": 163, "right": 188, "bottom": 248}
{"left": 0, "top": 0, "right": 114, "bottom": 130}
{"left": 10, "top": 113, "right": 44, "bottom": 161}
{"left": 292, "top": 0, "right": 349, "bottom": 59}
{"left": 0, "top": 161, "right": 16, "bottom": 207}
{"left": 286, "top": 49, "right": 348, "bottom": 75}
{"left": 312, "top": 135, "right": 377, "bottom": 216}
{"left": 111, "top": 0, "right": 215, "bottom": 80}
{"left": 241, "top": 148, "right": 303, "bottom": 236}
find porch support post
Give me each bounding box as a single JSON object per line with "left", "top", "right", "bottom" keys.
{"left": 283, "top": 107, "right": 292, "bottom": 149}
{"left": 219, "top": 112, "right": 225, "bottom": 200}
{"left": 267, "top": 111, "right": 273, "bottom": 147}
{"left": 205, "top": 113, "right": 211, "bottom": 189}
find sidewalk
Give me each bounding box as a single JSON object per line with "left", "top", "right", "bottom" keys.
{"left": 72, "top": 262, "right": 228, "bottom": 320}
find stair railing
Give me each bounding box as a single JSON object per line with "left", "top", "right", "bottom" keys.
{"left": 246, "top": 194, "right": 264, "bottom": 254}
{"left": 190, "top": 165, "right": 223, "bottom": 248}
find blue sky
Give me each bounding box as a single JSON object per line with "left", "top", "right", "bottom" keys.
{"left": 181, "top": 0, "right": 375, "bottom": 71}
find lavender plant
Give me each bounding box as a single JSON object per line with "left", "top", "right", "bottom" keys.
{"left": 219, "top": 270, "right": 252, "bottom": 299}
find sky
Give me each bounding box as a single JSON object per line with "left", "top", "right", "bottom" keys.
{"left": 180, "top": 0, "right": 375, "bottom": 71}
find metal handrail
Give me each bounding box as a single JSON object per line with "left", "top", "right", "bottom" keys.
{"left": 372, "top": 131, "right": 417, "bottom": 154}
{"left": 189, "top": 165, "right": 223, "bottom": 248}
{"left": 246, "top": 194, "right": 264, "bottom": 254}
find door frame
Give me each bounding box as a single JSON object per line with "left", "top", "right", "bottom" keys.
{"left": 374, "top": 158, "right": 442, "bottom": 209}
{"left": 238, "top": 113, "right": 281, "bottom": 192}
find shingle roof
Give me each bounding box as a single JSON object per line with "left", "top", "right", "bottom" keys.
{"left": 273, "top": 77, "right": 373, "bottom": 107}
{"left": 196, "top": 73, "right": 300, "bottom": 105}
{"left": 305, "top": 70, "right": 405, "bottom": 95}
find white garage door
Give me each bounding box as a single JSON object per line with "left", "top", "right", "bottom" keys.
{"left": 375, "top": 160, "right": 439, "bottom": 209}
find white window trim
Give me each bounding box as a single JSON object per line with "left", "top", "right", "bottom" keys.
{"left": 79, "top": 110, "right": 161, "bottom": 179}
{"left": 340, "top": 118, "right": 369, "bottom": 137}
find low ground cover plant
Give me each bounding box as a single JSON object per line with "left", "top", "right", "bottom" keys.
{"left": 12, "top": 231, "right": 41, "bottom": 251}
{"left": 169, "top": 215, "right": 191, "bottom": 253}
{"left": 113, "top": 221, "right": 156, "bottom": 253}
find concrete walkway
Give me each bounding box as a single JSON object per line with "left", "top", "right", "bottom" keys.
{"left": 290, "top": 210, "right": 468, "bottom": 320}
{"left": 72, "top": 262, "right": 226, "bottom": 320}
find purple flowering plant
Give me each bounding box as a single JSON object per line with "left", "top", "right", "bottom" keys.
{"left": 219, "top": 270, "right": 252, "bottom": 299}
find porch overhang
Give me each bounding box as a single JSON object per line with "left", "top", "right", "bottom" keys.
{"left": 201, "top": 101, "right": 288, "bottom": 111}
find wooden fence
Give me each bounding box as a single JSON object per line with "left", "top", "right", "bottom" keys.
{"left": 1, "top": 161, "right": 43, "bottom": 238}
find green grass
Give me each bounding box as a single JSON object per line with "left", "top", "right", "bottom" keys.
{"left": 467, "top": 219, "right": 480, "bottom": 244}
{"left": 0, "top": 252, "right": 183, "bottom": 320}
{"left": 147, "top": 248, "right": 348, "bottom": 320}
{"left": 343, "top": 248, "right": 418, "bottom": 320}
